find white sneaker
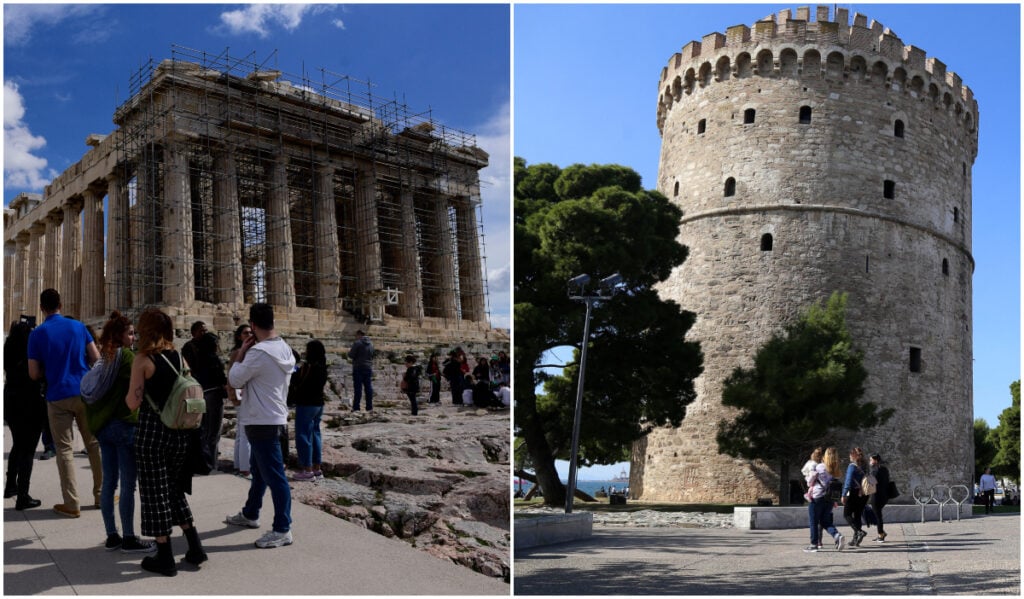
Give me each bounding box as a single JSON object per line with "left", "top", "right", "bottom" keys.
{"left": 255, "top": 529, "right": 293, "bottom": 548}
{"left": 225, "top": 511, "right": 260, "bottom": 528}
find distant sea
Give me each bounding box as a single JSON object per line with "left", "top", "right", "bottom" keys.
{"left": 514, "top": 479, "right": 628, "bottom": 497}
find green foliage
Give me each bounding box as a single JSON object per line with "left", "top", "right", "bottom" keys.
{"left": 716, "top": 292, "right": 891, "bottom": 502}
{"left": 514, "top": 158, "right": 703, "bottom": 505}
{"left": 974, "top": 418, "right": 998, "bottom": 481}
{"left": 991, "top": 380, "right": 1021, "bottom": 483}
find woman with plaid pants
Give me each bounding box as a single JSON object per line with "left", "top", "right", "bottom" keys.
{"left": 127, "top": 308, "right": 208, "bottom": 576}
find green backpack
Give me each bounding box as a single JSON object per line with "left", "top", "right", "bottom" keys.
{"left": 145, "top": 353, "right": 206, "bottom": 430}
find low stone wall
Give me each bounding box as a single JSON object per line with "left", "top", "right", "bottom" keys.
{"left": 734, "top": 503, "right": 972, "bottom": 529}
{"left": 514, "top": 513, "right": 593, "bottom": 552}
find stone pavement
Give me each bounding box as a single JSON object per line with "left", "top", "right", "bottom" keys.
{"left": 514, "top": 512, "right": 1020, "bottom": 595}
{"left": 3, "top": 433, "right": 509, "bottom": 595}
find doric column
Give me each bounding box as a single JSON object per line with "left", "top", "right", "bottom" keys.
{"left": 26, "top": 223, "right": 45, "bottom": 323}
{"left": 80, "top": 187, "right": 105, "bottom": 319}
{"left": 163, "top": 143, "right": 195, "bottom": 306}
{"left": 213, "top": 152, "right": 244, "bottom": 306}
{"left": 43, "top": 211, "right": 63, "bottom": 291}
{"left": 433, "top": 195, "right": 458, "bottom": 320}
{"left": 398, "top": 187, "right": 424, "bottom": 319}
{"left": 314, "top": 163, "right": 341, "bottom": 311}
{"left": 105, "top": 172, "right": 128, "bottom": 311}
{"left": 355, "top": 169, "right": 383, "bottom": 293}
{"left": 131, "top": 159, "right": 150, "bottom": 307}
{"left": 266, "top": 157, "right": 295, "bottom": 308}
{"left": 12, "top": 234, "right": 30, "bottom": 320}
{"left": 60, "top": 199, "right": 81, "bottom": 318}
{"left": 5, "top": 242, "right": 17, "bottom": 326}
{"left": 454, "top": 200, "right": 486, "bottom": 322}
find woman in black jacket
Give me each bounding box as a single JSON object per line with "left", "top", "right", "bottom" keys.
{"left": 869, "top": 453, "right": 891, "bottom": 542}
{"left": 290, "top": 340, "right": 328, "bottom": 482}
{"left": 4, "top": 321, "right": 45, "bottom": 510}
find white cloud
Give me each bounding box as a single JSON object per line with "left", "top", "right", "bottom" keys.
{"left": 4, "top": 81, "right": 52, "bottom": 190}
{"left": 4, "top": 4, "right": 101, "bottom": 46}
{"left": 219, "top": 4, "right": 335, "bottom": 38}
{"left": 333, "top": 19, "right": 346, "bottom": 30}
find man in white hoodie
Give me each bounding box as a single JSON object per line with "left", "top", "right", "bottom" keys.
{"left": 224, "top": 303, "right": 296, "bottom": 548}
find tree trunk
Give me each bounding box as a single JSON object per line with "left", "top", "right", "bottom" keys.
{"left": 517, "top": 377, "right": 566, "bottom": 507}
{"left": 778, "top": 459, "right": 791, "bottom": 506}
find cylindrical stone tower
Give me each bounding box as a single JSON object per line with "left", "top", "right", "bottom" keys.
{"left": 635, "top": 6, "right": 977, "bottom": 503}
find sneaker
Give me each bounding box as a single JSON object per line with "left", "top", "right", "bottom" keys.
{"left": 255, "top": 529, "right": 293, "bottom": 548}
{"left": 291, "top": 470, "right": 315, "bottom": 482}
{"left": 53, "top": 504, "right": 81, "bottom": 518}
{"left": 313, "top": 470, "right": 324, "bottom": 481}
{"left": 855, "top": 530, "right": 867, "bottom": 546}
{"left": 236, "top": 471, "right": 252, "bottom": 480}
{"left": 802, "top": 545, "right": 819, "bottom": 553}
{"left": 121, "top": 536, "right": 157, "bottom": 553}
{"left": 39, "top": 449, "right": 56, "bottom": 461}
{"left": 224, "top": 511, "right": 260, "bottom": 528}
{"left": 873, "top": 537, "right": 885, "bottom": 543}
{"left": 105, "top": 533, "right": 123, "bottom": 551}
{"left": 834, "top": 533, "right": 845, "bottom": 551}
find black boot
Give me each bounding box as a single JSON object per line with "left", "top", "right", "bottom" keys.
{"left": 183, "top": 526, "right": 208, "bottom": 565}
{"left": 141, "top": 539, "right": 177, "bottom": 576}
{"left": 14, "top": 495, "right": 41, "bottom": 510}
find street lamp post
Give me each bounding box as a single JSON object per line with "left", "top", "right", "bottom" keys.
{"left": 565, "top": 273, "right": 622, "bottom": 514}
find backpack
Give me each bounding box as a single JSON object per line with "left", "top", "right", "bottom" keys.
{"left": 826, "top": 478, "right": 844, "bottom": 503}
{"left": 145, "top": 353, "right": 206, "bottom": 430}
{"left": 861, "top": 472, "right": 878, "bottom": 496}
{"left": 80, "top": 350, "right": 123, "bottom": 405}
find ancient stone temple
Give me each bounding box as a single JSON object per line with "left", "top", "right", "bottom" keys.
{"left": 635, "top": 6, "right": 976, "bottom": 503}
{"left": 4, "top": 48, "right": 502, "bottom": 346}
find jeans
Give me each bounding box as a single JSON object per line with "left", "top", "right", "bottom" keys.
{"left": 243, "top": 426, "right": 292, "bottom": 533}
{"left": 293, "top": 405, "right": 323, "bottom": 468}
{"left": 96, "top": 418, "right": 138, "bottom": 537}
{"left": 808, "top": 496, "right": 840, "bottom": 545}
{"left": 406, "top": 392, "right": 419, "bottom": 415}
{"left": 352, "top": 369, "right": 373, "bottom": 411}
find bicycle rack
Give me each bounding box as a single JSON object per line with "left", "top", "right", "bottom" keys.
{"left": 913, "top": 486, "right": 934, "bottom": 523}
{"left": 949, "top": 485, "right": 971, "bottom": 521}
{"left": 932, "top": 485, "right": 951, "bottom": 523}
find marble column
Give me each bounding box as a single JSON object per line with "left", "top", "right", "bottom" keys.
{"left": 355, "top": 171, "right": 383, "bottom": 294}
{"left": 398, "top": 187, "right": 424, "bottom": 319}
{"left": 43, "top": 211, "right": 63, "bottom": 291}
{"left": 455, "top": 200, "right": 486, "bottom": 322}
{"left": 26, "top": 223, "right": 45, "bottom": 323}
{"left": 213, "top": 152, "right": 244, "bottom": 306}
{"left": 433, "top": 196, "right": 458, "bottom": 320}
{"left": 80, "top": 187, "right": 105, "bottom": 319}
{"left": 105, "top": 172, "right": 128, "bottom": 311}
{"left": 314, "top": 163, "right": 341, "bottom": 311}
{"left": 12, "top": 234, "right": 29, "bottom": 320}
{"left": 163, "top": 144, "right": 196, "bottom": 306}
{"left": 265, "top": 157, "right": 295, "bottom": 308}
{"left": 60, "top": 199, "right": 81, "bottom": 318}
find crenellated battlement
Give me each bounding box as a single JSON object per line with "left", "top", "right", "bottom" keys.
{"left": 657, "top": 5, "right": 977, "bottom": 135}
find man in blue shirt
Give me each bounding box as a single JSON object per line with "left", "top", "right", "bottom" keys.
{"left": 27, "top": 288, "right": 102, "bottom": 518}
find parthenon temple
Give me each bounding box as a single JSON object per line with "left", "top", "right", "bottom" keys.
{"left": 4, "top": 48, "right": 500, "bottom": 343}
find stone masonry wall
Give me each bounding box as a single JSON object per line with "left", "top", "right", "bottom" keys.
{"left": 637, "top": 6, "right": 975, "bottom": 504}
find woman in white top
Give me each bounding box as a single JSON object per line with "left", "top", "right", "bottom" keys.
{"left": 979, "top": 467, "right": 998, "bottom": 514}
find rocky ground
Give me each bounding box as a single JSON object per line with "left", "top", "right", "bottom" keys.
{"left": 515, "top": 505, "right": 734, "bottom": 529}
{"left": 220, "top": 355, "right": 510, "bottom": 581}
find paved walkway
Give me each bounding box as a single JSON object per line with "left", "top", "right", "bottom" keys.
{"left": 515, "top": 512, "right": 1020, "bottom": 595}
{"left": 3, "top": 433, "right": 509, "bottom": 595}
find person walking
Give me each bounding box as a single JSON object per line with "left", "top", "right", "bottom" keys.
{"left": 126, "top": 308, "right": 207, "bottom": 576}
{"left": 349, "top": 330, "right": 374, "bottom": 412}
{"left": 402, "top": 355, "right": 422, "bottom": 415}
{"left": 290, "top": 340, "right": 328, "bottom": 482}
{"left": 190, "top": 332, "right": 228, "bottom": 473}
{"left": 84, "top": 311, "right": 155, "bottom": 553}
{"left": 225, "top": 303, "right": 297, "bottom": 548}
{"left": 868, "top": 453, "right": 891, "bottom": 542}
{"left": 4, "top": 321, "right": 46, "bottom": 510}
{"left": 26, "top": 288, "right": 103, "bottom": 518}
{"left": 804, "top": 446, "right": 845, "bottom": 552}
{"left": 979, "top": 467, "right": 998, "bottom": 514}
{"left": 842, "top": 447, "right": 870, "bottom": 547}
{"left": 227, "top": 324, "right": 253, "bottom": 479}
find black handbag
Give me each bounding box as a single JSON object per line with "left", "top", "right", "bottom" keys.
{"left": 887, "top": 480, "right": 900, "bottom": 499}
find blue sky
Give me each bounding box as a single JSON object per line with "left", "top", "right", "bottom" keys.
{"left": 516, "top": 3, "right": 1021, "bottom": 480}
{"left": 3, "top": 3, "right": 510, "bottom": 328}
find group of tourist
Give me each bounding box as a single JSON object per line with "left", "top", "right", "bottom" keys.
{"left": 5, "top": 289, "right": 301, "bottom": 576}
{"left": 801, "top": 446, "right": 892, "bottom": 552}
{"left": 435, "top": 347, "right": 511, "bottom": 409}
